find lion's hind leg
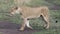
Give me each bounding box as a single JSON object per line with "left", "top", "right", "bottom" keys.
{"left": 42, "top": 14, "right": 49, "bottom": 29}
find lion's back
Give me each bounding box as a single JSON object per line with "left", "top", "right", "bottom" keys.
{"left": 21, "top": 6, "right": 49, "bottom": 18}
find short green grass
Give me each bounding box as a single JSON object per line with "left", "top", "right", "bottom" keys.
{"left": 0, "top": 0, "right": 60, "bottom": 34}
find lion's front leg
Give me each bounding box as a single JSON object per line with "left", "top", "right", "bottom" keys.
{"left": 19, "top": 19, "right": 26, "bottom": 31}
{"left": 19, "top": 18, "right": 33, "bottom": 31}
{"left": 19, "top": 18, "right": 27, "bottom": 31}
{"left": 25, "top": 19, "right": 33, "bottom": 29}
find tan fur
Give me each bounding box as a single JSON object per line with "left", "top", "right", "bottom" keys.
{"left": 10, "top": 6, "right": 50, "bottom": 31}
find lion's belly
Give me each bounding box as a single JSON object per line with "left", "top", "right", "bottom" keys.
{"left": 26, "top": 15, "right": 40, "bottom": 18}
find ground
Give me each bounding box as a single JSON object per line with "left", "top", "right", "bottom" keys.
{"left": 0, "top": 21, "right": 41, "bottom": 34}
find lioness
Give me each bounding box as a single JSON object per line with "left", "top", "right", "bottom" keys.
{"left": 9, "top": 6, "right": 50, "bottom": 31}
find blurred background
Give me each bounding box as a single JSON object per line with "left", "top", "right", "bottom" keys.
{"left": 0, "top": 0, "right": 60, "bottom": 34}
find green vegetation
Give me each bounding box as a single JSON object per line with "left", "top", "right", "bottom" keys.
{"left": 26, "top": 0, "right": 53, "bottom": 7}
{"left": 0, "top": 0, "right": 60, "bottom": 34}
{"left": 46, "top": 0, "right": 60, "bottom": 6}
